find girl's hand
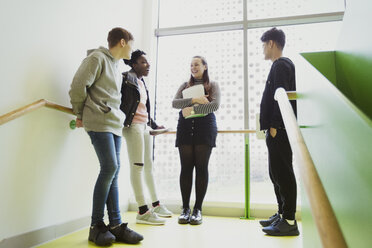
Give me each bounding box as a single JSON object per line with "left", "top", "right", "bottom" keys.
{"left": 192, "top": 95, "right": 209, "bottom": 105}
{"left": 182, "top": 107, "right": 193, "bottom": 117}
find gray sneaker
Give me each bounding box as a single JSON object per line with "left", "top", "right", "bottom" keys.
{"left": 152, "top": 205, "right": 173, "bottom": 217}
{"left": 136, "top": 211, "right": 166, "bottom": 225}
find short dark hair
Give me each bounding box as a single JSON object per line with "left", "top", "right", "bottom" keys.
{"left": 260, "top": 27, "right": 286, "bottom": 50}
{"left": 123, "top": 50, "right": 146, "bottom": 68}
{"left": 107, "top": 27, "right": 134, "bottom": 48}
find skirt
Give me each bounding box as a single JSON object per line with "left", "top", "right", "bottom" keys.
{"left": 175, "top": 111, "right": 217, "bottom": 147}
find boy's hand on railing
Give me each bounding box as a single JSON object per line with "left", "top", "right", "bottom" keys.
{"left": 75, "top": 118, "right": 83, "bottom": 128}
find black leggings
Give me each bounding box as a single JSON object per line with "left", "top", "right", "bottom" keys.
{"left": 178, "top": 144, "right": 213, "bottom": 211}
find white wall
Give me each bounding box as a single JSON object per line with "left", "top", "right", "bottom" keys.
{"left": 139, "top": 0, "right": 160, "bottom": 108}
{"left": 0, "top": 0, "right": 147, "bottom": 241}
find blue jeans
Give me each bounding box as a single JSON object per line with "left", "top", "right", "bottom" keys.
{"left": 88, "top": 131, "right": 122, "bottom": 226}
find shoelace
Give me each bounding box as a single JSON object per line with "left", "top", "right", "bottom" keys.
{"left": 182, "top": 209, "right": 190, "bottom": 216}
{"left": 271, "top": 218, "right": 281, "bottom": 227}
{"left": 269, "top": 213, "right": 278, "bottom": 220}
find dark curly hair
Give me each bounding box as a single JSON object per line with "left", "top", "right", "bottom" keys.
{"left": 260, "top": 27, "right": 286, "bottom": 50}
{"left": 123, "top": 49, "right": 146, "bottom": 68}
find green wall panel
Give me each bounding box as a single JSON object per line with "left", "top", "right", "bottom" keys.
{"left": 301, "top": 51, "right": 337, "bottom": 86}
{"left": 301, "top": 50, "right": 372, "bottom": 120}
{"left": 335, "top": 0, "right": 372, "bottom": 120}
{"left": 299, "top": 1, "right": 372, "bottom": 245}
{"left": 335, "top": 51, "right": 372, "bottom": 120}
{"left": 297, "top": 54, "right": 372, "bottom": 248}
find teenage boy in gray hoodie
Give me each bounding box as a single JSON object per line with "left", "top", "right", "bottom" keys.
{"left": 69, "top": 27, "right": 143, "bottom": 246}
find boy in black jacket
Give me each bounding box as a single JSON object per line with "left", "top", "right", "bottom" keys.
{"left": 259, "top": 27, "right": 299, "bottom": 236}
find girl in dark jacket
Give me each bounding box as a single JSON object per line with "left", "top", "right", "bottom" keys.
{"left": 121, "top": 50, "right": 172, "bottom": 225}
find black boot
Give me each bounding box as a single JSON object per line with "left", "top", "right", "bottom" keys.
{"left": 178, "top": 208, "right": 191, "bottom": 224}
{"left": 190, "top": 208, "right": 202, "bottom": 225}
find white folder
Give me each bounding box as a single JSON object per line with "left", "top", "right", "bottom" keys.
{"left": 182, "top": 84, "right": 205, "bottom": 99}
{"left": 181, "top": 84, "right": 207, "bottom": 119}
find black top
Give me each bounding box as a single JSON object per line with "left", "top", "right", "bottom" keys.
{"left": 259, "top": 57, "right": 297, "bottom": 130}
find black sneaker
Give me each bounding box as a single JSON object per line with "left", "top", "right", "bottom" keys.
{"left": 262, "top": 218, "right": 300, "bottom": 236}
{"left": 259, "top": 213, "right": 280, "bottom": 227}
{"left": 88, "top": 221, "right": 115, "bottom": 246}
{"left": 178, "top": 208, "right": 191, "bottom": 224}
{"left": 110, "top": 223, "right": 143, "bottom": 244}
{"left": 190, "top": 208, "right": 202, "bottom": 225}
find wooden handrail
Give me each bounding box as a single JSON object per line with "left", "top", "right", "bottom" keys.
{"left": 274, "top": 88, "right": 347, "bottom": 248}
{"left": 44, "top": 100, "right": 73, "bottom": 115}
{"left": 163, "top": 90, "right": 296, "bottom": 135}
{"left": 0, "top": 92, "right": 296, "bottom": 127}
{"left": 0, "top": 100, "right": 257, "bottom": 134}
{"left": 0, "top": 99, "right": 73, "bottom": 126}
{"left": 286, "top": 91, "right": 297, "bottom": 100}
{"left": 164, "top": 129, "right": 256, "bottom": 134}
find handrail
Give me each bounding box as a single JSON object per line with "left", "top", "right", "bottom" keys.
{"left": 286, "top": 91, "right": 297, "bottom": 100}
{"left": 1, "top": 91, "right": 296, "bottom": 129}
{"left": 164, "top": 92, "right": 295, "bottom": 134}
{"left": 274, "top": 88, "right": 347, "bottom": 248}
{"left": 164, "top": 129, "right": 256, "bottom": 134}
{"left": 0, "top": 99, "right": 73, "bottom": 126}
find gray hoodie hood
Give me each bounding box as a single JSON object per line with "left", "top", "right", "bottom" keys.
{"left": 87, "top": 46, "right": 114, "bottom": 59}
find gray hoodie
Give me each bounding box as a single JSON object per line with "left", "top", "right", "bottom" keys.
{"left": 69, "top": 47, "right": 125, "bottom": 136}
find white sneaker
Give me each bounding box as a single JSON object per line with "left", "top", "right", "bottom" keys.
{"left": 136, "top": 211, "right": 166, "bottom": 225}
{"left": 152, "top": 204, "right": 173, "bottom": 217}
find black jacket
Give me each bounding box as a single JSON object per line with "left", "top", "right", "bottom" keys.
{"left": 259, "top": 57, "right": 297, "bottom": 130}
{"left": 120, "top": 70, "right": 158, "bottom": 129}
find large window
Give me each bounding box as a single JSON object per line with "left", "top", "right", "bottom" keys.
{"left": 247, "top": 0, "right": 344, "bottom": 20}
{"left": 152, "top": 0, "right": 344, "bottom": 209}
{"left": 154, "top": 30, "right": 245, "bottom": 202}
{"left": 159, "top": 0, "right": 243, "bottom": 28}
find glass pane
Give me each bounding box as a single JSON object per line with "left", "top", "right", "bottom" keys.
{"left": 247, "top": 21, "right": 343, "bottom": 204}
{"left": 154, "top": 30, "right": 245, "bottom": 204}
{"left": 247, "top": 0, "right": 345, "bottom": 20}
{"left": 159, "top": 0, "right": 243, "bottom": 28}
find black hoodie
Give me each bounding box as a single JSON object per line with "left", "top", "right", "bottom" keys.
{"left": 259, "top": 57, "right": 297, "bottom": 130}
